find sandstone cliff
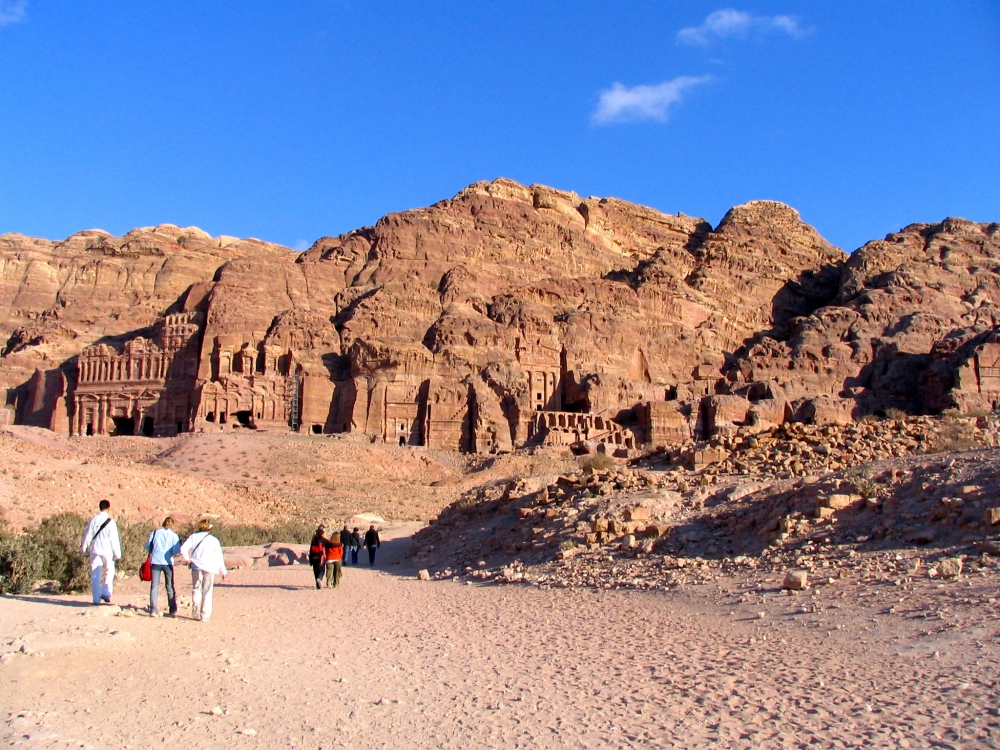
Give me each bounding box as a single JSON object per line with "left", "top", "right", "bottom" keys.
{"left": 1, "top": 179, "right": 994, "bottom": 450}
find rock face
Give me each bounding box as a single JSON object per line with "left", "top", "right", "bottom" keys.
{"left": 729, "top": 217, "right": 1000, "bottom": 417}
{"left": 0, "top": 179, "right": 996, "bottom": 450}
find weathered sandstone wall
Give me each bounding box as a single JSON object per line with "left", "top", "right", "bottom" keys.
{"left": 1, "top": 179, "right": 995, "bottom": 450}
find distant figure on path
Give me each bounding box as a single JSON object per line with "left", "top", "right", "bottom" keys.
{"left": 324, "top": 536, "right": 344, "bottom": 587}
{"left": 145, "top": 516, "right": 181, "bottom": 617}
{"left": 364, "top": 525, "right": 381, "bottom": 567}
{"left": 181, "top": 520, "right": 227, "bottom": 621}
{"left": 350, "top": 527, "right": 362, "bottom": 566}
{"left": 80, "top": 500, "right": 121, "bottom": 605}
{"left": 309, "top": 526, "right": 328, "bottom": 589}
{"left": 340, "top": 524, "right": 354, "bottom": 566}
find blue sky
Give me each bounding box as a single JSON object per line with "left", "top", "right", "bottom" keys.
{"left": 0, "top": 2, "right": 997, "bottom": 253}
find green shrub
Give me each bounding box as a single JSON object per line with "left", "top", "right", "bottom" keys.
{"left": 0, "top": 532, "right": 41, "bottom": 595}
{"left": 177, "top": 520, "right": 314, "bottom": 547}
{"left": 117, "top": 520, "right": 153, "bottom": 574}
{"left": 30, "top": 513, "right": 90, "bottom": 592}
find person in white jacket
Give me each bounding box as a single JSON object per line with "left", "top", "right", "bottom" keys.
{"left": 180, "top": 519, "right": 227, "bottom": 622}
{"left": 80, "top": 500, "right": 122, "bottom": 605}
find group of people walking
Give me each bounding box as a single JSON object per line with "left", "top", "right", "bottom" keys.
{"left": 82, "top": 500, "right": 384, "bottom": 617}
{"left": 308, "top": 524, "right": 380, "bottom": 589}
{"left": 81, "top": 501, "right": 227, "bottom": 621}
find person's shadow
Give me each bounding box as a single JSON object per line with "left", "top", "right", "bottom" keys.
{"left": 5, "top": 595, "right": 97, "bottom": 609}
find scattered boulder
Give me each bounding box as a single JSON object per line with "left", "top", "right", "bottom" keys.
{"left": 782, "top": 570, "right": 809, "bottom": 591}
{"left": 938, "top": 557, "right": 963, "bottom": 579}
{"left": 625, "top": 507, "right": 650, "bottom": 522}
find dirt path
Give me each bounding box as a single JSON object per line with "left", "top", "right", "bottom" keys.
{"left": 2, "top": 529, "right": 999, "bottom": 749}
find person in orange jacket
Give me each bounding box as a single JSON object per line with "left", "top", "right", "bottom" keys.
{"left": 323, "top": 536, "right": 344, "bottom": 588}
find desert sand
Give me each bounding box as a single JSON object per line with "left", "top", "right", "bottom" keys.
{"left": 3, "top": 524, "right": 998, "bottom": 749}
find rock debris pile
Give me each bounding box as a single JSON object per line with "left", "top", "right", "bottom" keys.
{"left": 412, "top": 414, "right": 1000, "bottom": 589}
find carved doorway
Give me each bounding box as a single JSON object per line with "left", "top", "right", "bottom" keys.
{"left": 111, "top": 416, "right": 134, "bottom": 436}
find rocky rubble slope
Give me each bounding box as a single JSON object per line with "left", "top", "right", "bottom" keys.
{"left": 411, "top": 415, "right": 1000, "bottom": 590}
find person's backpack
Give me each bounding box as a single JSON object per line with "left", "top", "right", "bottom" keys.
{"left": 309, "top": 541, "right": 326, "bottom": 564}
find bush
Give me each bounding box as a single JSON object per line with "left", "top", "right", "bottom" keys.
{"left": 884, "top": 407, "right": 907, "bottom": 421}
{"left": 925, "top": 421, "right": 981, "bottom": 454}
{"left": 176, "top": 520, "right": 314, "bottom": 547}
{"left": 30, "top": 513, "right": 91, "bottom": 592}
{"left": 845, "top": 464, "right": 882, "bottom": 499}
{"left": 578, "top": 453, "right": 615, "bottom": 473}
{"left": 0, "top": 532, "right": 41, "bottom": 595}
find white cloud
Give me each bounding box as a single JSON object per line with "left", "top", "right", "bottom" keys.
{"left": 677, "top": 8, "right": 804, "bottom": 45}
{"left": 294, "top": 239, "right": 310, "bottom": 251}
{"left": 0, "top": 0, "right": 26, "bottom": 27}
{"left": 592, "top": 75, "right": 712, "bottom": 125}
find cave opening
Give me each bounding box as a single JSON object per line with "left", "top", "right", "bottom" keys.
{"left": 110, "top": 416, "right": 134, "bottom": 436}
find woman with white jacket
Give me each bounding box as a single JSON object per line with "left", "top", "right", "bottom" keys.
{"left": 180, "top": 520, "right": 227, "bottom": 622}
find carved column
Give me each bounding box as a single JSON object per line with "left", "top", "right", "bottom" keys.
{"left": 97, "top": 396, "right": 107, "bottom": 436}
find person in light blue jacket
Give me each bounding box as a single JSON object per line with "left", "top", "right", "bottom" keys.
{"left": 145, "top": 517, "right": 181, "bottom": 617}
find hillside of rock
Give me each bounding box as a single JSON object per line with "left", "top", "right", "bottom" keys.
{"left": 0, "top": 178, "right": 996, "bottom": 457}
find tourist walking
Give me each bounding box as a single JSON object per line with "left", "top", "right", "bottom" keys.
{"left": 350, "top": 527, "right": 362, "bottom": 565}
{"left": 80, "top": 500, "right": 122, "bottom": 605}
{"left": 339, "top": 525, "right": 354, "bottom": 566}
{"left": 309, "top": 526, "right": 328, "bottom": 589}
{"left": 364, "top": 525, "right": 380, "bottom": 567}
{"left": 180, "top": 520, "right": 227, "bottom": 622}
{"left": 324, "top": 536, "right": 344, "bottom": 588}
{"left": 145, "top": 516, "right": 181, "bottom": 617}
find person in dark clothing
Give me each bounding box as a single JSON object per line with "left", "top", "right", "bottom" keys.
{"left": 364, "top": 525, "right": 380, "bottom": 566}
{"left": 308, "top": 526, "right": 327, "bottom": 589}
{"left": 350, "top": 527, "right": 362, "bottom": 566}
{"left": 339, "top": 525, "right": 354, "bottom": 566}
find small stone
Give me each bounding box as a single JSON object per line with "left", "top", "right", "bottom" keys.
{"left": 782, "top": 570, "right": 808, "bottom": 591}
{"left": 417, "top": 569, "right": 431, "bottom": 581}
{"left": 984, "top": 507, "right": 1000, "bottom": 526}
{"left": 210, "top": 706, "right": 223, "bottom": 716}
{"left": 625, "top": 507, "right": 650, "bottom": 522}
{"left": 938, "top": 557, "right": 963, "bottom": 579}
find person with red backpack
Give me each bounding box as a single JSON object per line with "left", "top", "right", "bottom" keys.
{"left": 323, "top": 535, "right": 344, "bottom": 588}
{"left": 308, "top": 526, "right": 327, "bottom": 589}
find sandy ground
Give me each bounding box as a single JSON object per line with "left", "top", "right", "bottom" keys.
{"left": 2, "top": 527, "right": 999, "bottom": 749}
{"left": 0, "top": 427, "right": 574, "bottom": 528}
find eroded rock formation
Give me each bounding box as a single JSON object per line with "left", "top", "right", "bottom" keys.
{"left": 0, "top": 179, "right": 996, "bottom": 450}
